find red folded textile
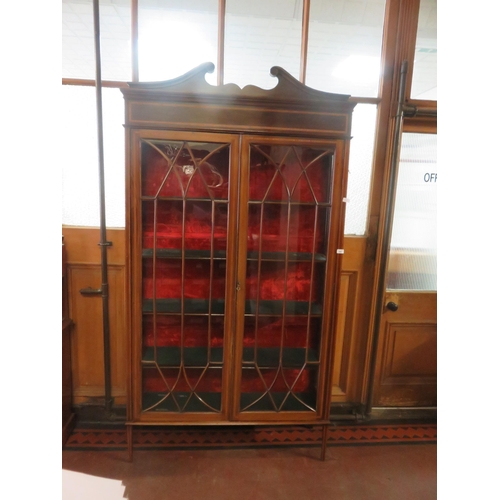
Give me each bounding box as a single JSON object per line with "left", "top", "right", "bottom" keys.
{"left": 142, "top": 259, "right": 226, "bottom": 299}
{"left": 243, "top": 317, "right": 320, "bottom": 348}
{"left": 143, "top": 316, "right": 225, "bottom": 348}
{"left": 245, "top": 262, "right": 319, "bottom": 301}
{"left": 142, "top": 202, "right": 228, "bottom": 250}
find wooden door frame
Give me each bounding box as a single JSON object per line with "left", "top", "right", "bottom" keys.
{"left": 360, "top": 0, "right": 437, "bottom": 413}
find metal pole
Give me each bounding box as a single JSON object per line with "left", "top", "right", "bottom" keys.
{"left": 217, "top": 0, "right": 226, "bottom": 85}
{"left": 92, "top": 0, "right": 113, "bottom": 416}
{"left": 365, "top": 60, "right": 408, "bottom": 415}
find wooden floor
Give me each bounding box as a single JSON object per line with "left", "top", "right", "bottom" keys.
{"left": 62, "top": 442, "right": 437, "bottom": 499}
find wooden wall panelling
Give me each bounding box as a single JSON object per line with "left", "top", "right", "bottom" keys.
{"left": 62, "top": 227, "right": 126, "bottom": 265}
{"left": 63, "top": 227, "right": 127, "bottom": 406}
{"left": 68, "top": 263, "right": 127, "bottom": 405}
{"left": 330, "top": 236, "right": 367, "bottom": 404}
{"left": 331, "top": 272, "right": 356, "bottom": 399}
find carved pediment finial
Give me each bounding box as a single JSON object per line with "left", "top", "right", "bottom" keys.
{"left": 126, "top": 62, "right": 350, "bottom": 102}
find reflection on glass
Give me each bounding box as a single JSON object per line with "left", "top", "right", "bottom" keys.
{"left": 410, "top": 0, "right": 437, "bottom": 100}
{"left": 387, "top": 133, "right": 437, "bottom": 290}
{"left": 224, "top": 0, "right": 303, "bottom": 88}
{"left": 138, "top": 0, "right": 218, "bottom": 83}
{"left": 306, "top": 0, "right": 386, "bottom": 97}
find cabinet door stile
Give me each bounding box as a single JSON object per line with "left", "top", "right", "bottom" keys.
{"left": 229, "top": 133, "right": 251, "bottom": 419}
{"left": 220, "top": 135, "right": 241, "bottom": 420}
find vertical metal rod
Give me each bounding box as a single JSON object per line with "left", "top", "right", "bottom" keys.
{"left": 365, "top": 60, "right": 409, "bottom": 415}
{"left": 299, "top": 0, "right": 311, "bottom": 84}
{"left": 217, "top": 0, "right": 226, "bottom": 85}
{"left": 131, "top": 0, "right": 139, "bottom": 82}
{"left": 92, "top": 0, "right": 113, "bottom": 416}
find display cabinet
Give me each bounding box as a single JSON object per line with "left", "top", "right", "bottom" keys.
{"left": 121, "top": 63, "right": 355, "bottom": 459}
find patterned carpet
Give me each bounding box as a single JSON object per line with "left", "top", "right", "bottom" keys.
{"left": 64, "top": 423, "right": 436, "bottom": 451}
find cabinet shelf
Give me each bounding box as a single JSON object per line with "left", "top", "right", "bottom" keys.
{"left": 142, "top": 249, "right": 227, "bottom": 260}
{"left": 142, "top": 347, "right": 224, "bottom": 367}
{"left": 242, "top": 347, "right": 319, "bottom": 367}
{"left": 244, "top": 301, "right": 322, "bottom": 316}
{"left": 142, "top": 196, "right": 229, "bottom": 203}
{"left": 142, "top": 346, "right": 319, "bottom": 368}
{"left": 247, "top": 251, "right": 326, "bottom": 262}
{"left": 248, "top": 200, "right": 331, "bottom": 207}
{"left": 143, "top": 299, "right": 226, "bottom": 315}
{"left": 143, "top": 299, "right": 321, "bottom": 316}
{"left": 142, "top": 248, "right": 326, "bottom": 262}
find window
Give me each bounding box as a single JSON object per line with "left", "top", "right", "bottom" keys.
{"left": 62, "top": 0, "right": 427, "bottom": 239}
{"left": 138, "top": 0, "right": 219, "bottom": 84}
{"left": 410, "top": 0, "right": 437, "bottom": 100}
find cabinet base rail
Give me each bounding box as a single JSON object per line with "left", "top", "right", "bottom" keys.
{"left": 125, "top": 421, "right": 331, "bottom": 462}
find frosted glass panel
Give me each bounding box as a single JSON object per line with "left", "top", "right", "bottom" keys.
{"left": 344, "top": 104, "right": 377, "bottom": 235}
{"left": 306, "top": 0, "right": 386, "bottom": 97}
{"left": 387, "top": 133, "right": 437, "bottom": 290}
{"left": 410, "top": 0, "right": 437, "bottom": 100}
{"left": 138, "top": 0, "right": 218, "bottom": 84}
{"left": 224, "top": 0, "right": 303, "bottom": 89}
{"left": 61, "top": 85, "right": 125, "bottom": 227}
{"left": 62, "top": 0, "right": 132, "bottom": 81}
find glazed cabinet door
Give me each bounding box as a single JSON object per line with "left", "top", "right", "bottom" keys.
{"left": 129, "top": 130, "right": 240, "bottom": 423}
{"left": 232, "top": 137, "right": 347, "bottom": 422}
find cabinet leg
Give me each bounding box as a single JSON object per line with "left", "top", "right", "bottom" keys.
{"left": 127, "top": 425, "right": 133, "bottom": 462}
{"left": 320, "top": 424, "right": 329, "bottom": 461}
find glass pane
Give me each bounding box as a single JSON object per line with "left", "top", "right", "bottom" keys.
{"left": 387, "top": 133, "right": 437, "bottom": 290}
{"left": 410, "top": 0, "right": 437, "bottom": 100}
{"left": 240, "top": 143, "right": 334, "bottom": 413}
{"left": 224, "top": 0, "right": 303, "bottom": 88}
{"left": 61, "top": 85, "right": 125, "bottom": 227}
{"left": 344, "top": 103, "right": 377, "bottom": 235}
{"left": 141, "top": 140, "right": 230, "bottom": 200}
{"left": 62, "top": 0, "right": 132, "bottom": 81}
{"left": 140, "top": 138, "right": 231, "bottom": 414}
{"left": 138, "top": 0, "right": 218, "bottom": 84}
{"left": 142, "top": 367, "right": 223, "bottom": 413}
{"left": 143, "top": 200, "right": 228, "bottom": 252}
{"left": 306, "top": 0, "right": 386, "bottom": 97}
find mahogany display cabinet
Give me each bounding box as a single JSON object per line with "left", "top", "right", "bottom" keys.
{"left": 121, "top": 63, "right": 356, "bottom": 459}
